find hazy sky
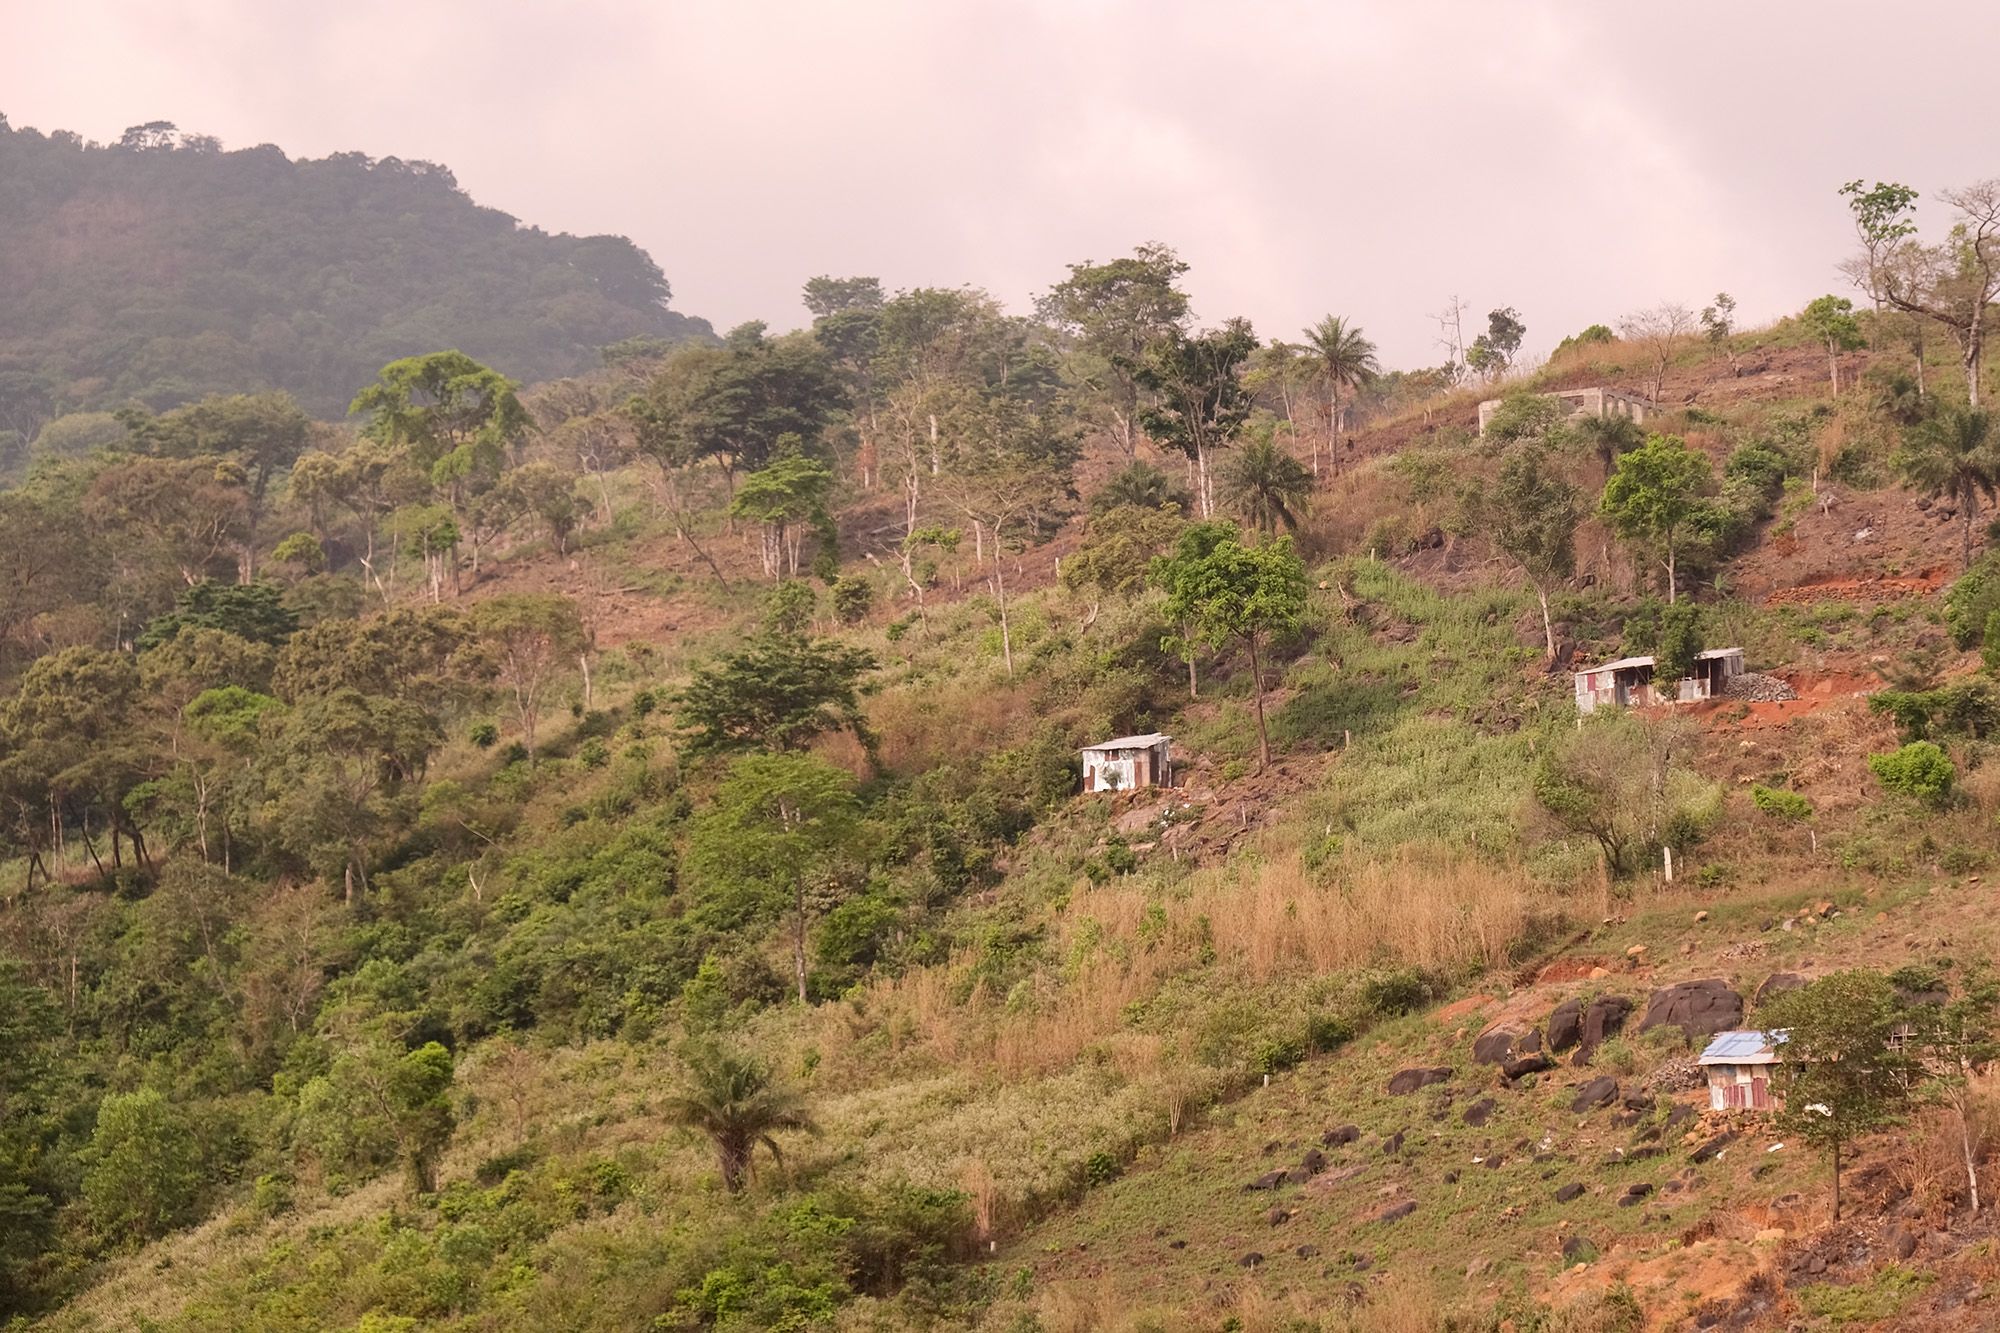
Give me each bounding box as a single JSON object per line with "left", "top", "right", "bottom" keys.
{"left": 7, "top": 1, "right": 1999, "bottom": 367}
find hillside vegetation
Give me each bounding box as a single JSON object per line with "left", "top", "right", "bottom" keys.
{"left": 8, "top": 172, "right": 2000, "bottom": 1332}
{"left": 0, "top": 115, "right": 711, "bottom": 448}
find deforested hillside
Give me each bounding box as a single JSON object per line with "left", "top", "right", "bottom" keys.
{"left": 0, "top": 115, "right": 711, "bottom": 438}
{"left": 13, "top": 179, "right": 2000, "bottom": 1332}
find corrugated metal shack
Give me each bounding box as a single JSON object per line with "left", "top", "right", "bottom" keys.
{"left": 1573, "top": 647, "right": 1745, "bottom": 714}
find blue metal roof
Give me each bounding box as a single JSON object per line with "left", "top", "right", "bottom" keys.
{"left": 1699, "top": 1029, "right": 1785, "bottom": 1063}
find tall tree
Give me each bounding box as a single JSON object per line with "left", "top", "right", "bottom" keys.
{"left": 1300, "top": 315, "right": 1380, "bottom": 476}
{"left": 1038, "top": 244, "right": 1191, "bottom": 457}
{"left": 1136, "top": 320, "right": 1258, "bottom": 519}
{"left": 1763, "top": 971, "right": 1916, "bottom": 1221}
{"left": 1892, "top": 405, "right": 1998, "bottom": 569}
{"left": 1800, "top": 295, "right": 1864, "bottom": 393}
{"left": 1599, "top": 434, "right": 1715, "bottom": 603}
{"left": 731, "top": 454, "right": 837, "bottom": 581}
{"left": 1491, "top": 444, "right": 1582, "bottom": 662}
{"left": 350, "top": 350, "right": 527, "bottom": 491}
{"left": 674, "top": 635, "right": 877, "bottom": 757}
{"left": 1618, "top": 304, "right": 1695, "bottom": 404}
{"left": 686, "top": 752, "right": 861, "bottom": 1004}
{"left": 468, "top": 594, "right": 586, "bottom": 764}
{"left": 1859, "top": 179, "right": 2000, "bottom": 407}
{"left": 1575, "top": 411, "right": 1646, "bottom": 480}
{"left": 1152, "top": 524, "right": 1308, "bottom": 770}
{"left": 1465, "top": 307, "right": 1526, "bottom": 381}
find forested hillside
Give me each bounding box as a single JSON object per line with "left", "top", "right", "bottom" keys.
{"left": 8, "top": 175, "right": 2000, "bottom": 1331}
{"left": 0, "top": 115, "right": 711, "bottom": 452}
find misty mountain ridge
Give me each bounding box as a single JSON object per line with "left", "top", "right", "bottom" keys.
{"left": 0, "top": 115, "right": 711, "bottom": 434}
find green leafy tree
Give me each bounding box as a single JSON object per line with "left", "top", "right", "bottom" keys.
{"left": 1152, "top": 525, "right": 1308, "bottom": 770}
{"left": 1038, "top": 244, "right": 1191, "bottom": 457}
{"left": 686, "top": 752, "right": 862, "bottom": 1003}
{"left": 1654, "top": 602, "right": 1704, "bottom": 685}
{"left": 1063, "top": 503, "right": 1187, "bottom": 600}
{"left": 667, "top": 1043, "right": 817, "bottom": 1193}
{"left": 1850, "top": 179, "right": 2000, "bottom": 408}
{"left": 1599, "top": 434, "right": 1716, "bottom": 603}
{"left": 137, "top": 579, "right": 297, "bottom": 651}
{"left": 1532, "top": 713, "right": 1710, "bottom": 876}
{"left": 1300, "top": 315, "right": 1380, "bottom": 474}
{"left": 732, "top": 453, "right": 838, "bottom": 581}
{"left": 1700, "top": 292, "right": 1738, "bottom": 369}
{"left": 674, "top": 635, "right": 876, "bottom": 757}
{"left": 1892, "top": 406, "right": 1997, "bottom": 569}
{"left": 1136, "top": 320, "right": 1258, "bottom": 518}
{"left": 1465, "top": 307, "right": 1526, "bottom": 381}
{"left": 1800, "top": 295, "right": 1864, "bottom": 392}
{"left": 1763, "top": 970, "right": 1917, "bottom": 1219}
{"left": 81, "top": 1088, "right": 203, "bottom": 1245}
{"left": 1220, "top": 433, "right": 1313, "bottom": 534}
{"left": 1490, "top": 444, "right": 1581, "bottom": 661}
{"left": 350, "top": 350, "right": 527, "bottom": 486}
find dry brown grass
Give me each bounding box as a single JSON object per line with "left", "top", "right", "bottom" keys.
{"left": 850, "top": 848, "right": 1554, "bottom": 1082}
{"left": 869, "top": 674, "right": 1037, "bottom": 775}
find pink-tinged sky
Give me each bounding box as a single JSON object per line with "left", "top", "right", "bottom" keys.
{"left": 5, "top": 1, "right": 1997, "bottom": 366}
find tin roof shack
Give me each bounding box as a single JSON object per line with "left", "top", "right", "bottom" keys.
{"left": 1573, "top": 647, "right": 1745, "bottom": 715}
{"left": 1699, "top": 1029, "right": 1786, "bottom": 1112}
{"left": 1477, "top": 386, "right": 1655, "bottom": 437}
{"left": 1080, "top": 734, "right": 1172, "bottom": 794}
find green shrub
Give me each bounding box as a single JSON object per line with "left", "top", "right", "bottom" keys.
{"left": 1081, "top": 1150, "right": 1123, "bottom": 1185}
{"left": 830, "top": 575, "right": 875, "bottom": 625}
{"left": 577, "top": 738, "right": 610, "bottom": 769}
{"left": 1359, "top": 967, "right": 1433, "bottom": 1017}
{"left": 1869, "top": 741, "right": 1956, "bottom": 805}
{"left": 1305, "top": 1012, "right": 1357, "bottom": 1054}
{"left": 1252, "top": 1036, "right": 1305, "bottom": 1075}
{"left": 1750, "top": 784, "right": 1812, "bottom": 821}
{"left": 1946, "top": 555, "right": 2000, "bottom": 648}
{"left": 469, "top": 722, "right": 499, "bottom": 748}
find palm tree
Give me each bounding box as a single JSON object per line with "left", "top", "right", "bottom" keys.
{"left": 1893, "top": 406, "right": 1998, "bottom": 569}
{"left": 1301, "top": 315, "right": 1381, "bottom": 476}
{"left": 666, "top": 1044, "right": 817, "bottom": 1193}
{"left": 1221, "top": 436, "right": 1313, "bottom": 533}
{"left": 1090, "top": 460, "right": 1192, "bottom": 516}
{"left": 1575, "top": 412, "right": 1645, "bottom": 480}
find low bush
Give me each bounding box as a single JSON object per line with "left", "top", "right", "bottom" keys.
{"left": 1869, "top": 741, "right": 1956, "bottom": 806}
{"left": 1750, "top": 785, "right": 1812, "bottom": 821}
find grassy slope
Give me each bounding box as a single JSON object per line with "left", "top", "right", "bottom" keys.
{"left": 40, "top": 326, "right": 2000, "bottom": 1332}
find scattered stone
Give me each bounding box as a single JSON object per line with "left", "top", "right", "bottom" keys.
{"left": 1580, "top": 995, "right": 1633, "bottom": 1050}
{"left": 1463, "top": 1097, "right": 1497, "bottom": 1128}
{"left": 1548, "top": 999, "right": 1583, "bottom": 1052}
{"left": 1299, "top": 1148, "right": 1327, "bottom": 1176}
{"left": 1555, "top": 1182, "right": 1586, "bottom": 1203}
{"left": 1322, "top": 1125, "right": 1361, "bottom": 1146}
{"left": 1755, "top": 972, "right": 1805, "bottom": 1006}
{"left": 1443, "top": 1170, "right": 1459, "bottom": 1184}
{"left": 1387, "top": 1066, "right": 1452, "bottom": 1095}
{"left": 1168, "top": 1238, "right": 1187, "bottom": 1249}
{"left": 1503, "top": 1053, "right": 1555, "bottom": 1081}
{"left": 1295, "top": 1243, "right": 1319, "bottom": 1259}
{"left": 1694, "top": 910, "right": 1710, "bottom": 923}
{"left": 1626, "top": 945, "right": 1648, "bottom": 963}
{"left": 1759, "top": 918, "right": 1776, "bottom": 932}
{"left": 1472, "top": 1020, "right": 1535, "bottom": 1064}
{"left": 1887, "top": 1227, "right": 1917, "bottom": 1260}
{"left": 1482, "top": 1154, "right": 1505, "bottom": 1170}
{"left": 1691, "top": 1131, "right": 1738, "bottom": 1165}
{"left": 1640, "top": 979, "right": 1744, "bottom": 1039}
{"left": 1374, "top": 1200, "right": 1417, "bottom": 1223}
{"left": 1265, "top": 1207, "right": 1292, "bottom": 1226}
{"left": 1351, "top": 1252, "right": 1372, "bottom": 1271}
{"left": 1588, "top": 966, "right": 1609, "bottom": 979}
{"left": 1246, "top": 1170, "right": 1287, "bottom": 1191}
{"left": 1571, "top": 1077, "right": 1619, "bottom": 1113}
{"left": 1644, "top": 1058, "right": 1702, "bottom": 1095}
{"left": 1238, "top": 1251, "right": 1265, "bottom": 1267}
{"left": 1618, "top": 1182, "right": 1654, "bottom": 1207}
{"left": 1562, "top": 1235, "right": 1597, "bottom": 1263}
{"left": 1382, "top": 1130, "right": 1405, "bottom": 1155}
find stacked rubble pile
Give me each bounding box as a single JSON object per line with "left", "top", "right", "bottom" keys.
{"left": 1722, "top": 672, "right": 1797, "bottom": 703}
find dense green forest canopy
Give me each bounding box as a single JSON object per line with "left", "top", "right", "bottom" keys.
{"left": 0, "top": 115, "right": 712, "bottom": 452}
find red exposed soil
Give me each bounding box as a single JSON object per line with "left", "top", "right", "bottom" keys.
{"left": 1762, "top": 567, "right": 1948, "bottom": 607}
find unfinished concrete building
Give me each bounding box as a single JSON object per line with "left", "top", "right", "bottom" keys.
{"left": 1573, "top": 648, "right": 1745, "bottom": 714}
{"left": 1477, "top": 386, "right": 1654, "bottom": 437}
